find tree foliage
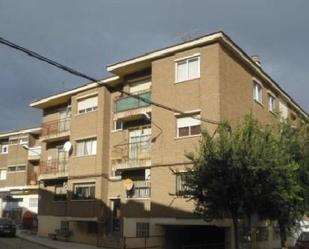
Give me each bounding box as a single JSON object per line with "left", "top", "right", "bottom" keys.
{"left": 185, "top": 115, "right": 309, "bottom": 249}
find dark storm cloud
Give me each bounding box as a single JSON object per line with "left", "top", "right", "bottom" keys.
{"left": 0, "top": 0, "right": 308, "bottom": 131}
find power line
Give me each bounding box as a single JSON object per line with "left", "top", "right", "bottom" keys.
{"left": 0, "top": 36, "right": 219, "bottom": 125}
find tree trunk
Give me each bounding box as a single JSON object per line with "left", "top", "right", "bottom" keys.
{"left": 279, "top": 221, "right": 288, "bottom": 249}
{"left": 232, "top": 216, "right": 240, "bottom": 249}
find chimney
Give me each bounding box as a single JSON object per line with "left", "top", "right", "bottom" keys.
{"left": 251, "top": 55, "right": 262, "bottom": 67}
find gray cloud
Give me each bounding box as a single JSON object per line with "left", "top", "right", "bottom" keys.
{"left": 0, "top": 0, "right": 308, "bottom": 131}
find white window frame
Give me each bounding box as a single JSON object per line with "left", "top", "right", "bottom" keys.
{"left": 175, "top": 56, "right": 200, "bottom": 83}
{"left": 253, "top": 81, "right": 263, "bottom": 104}
{"left": 77, "top": 96, "right": 98, "bottom": 114}
{"left": 1, "top": 144, "right": 8, "bottom": 154}
{"left": 0, "top": 169, "right": 7, "bottom": 180}
{"left": 268, "top": 94, "right": 276, "bottom": 113}
{"left": 112, "top": 120, "right": 123, "bottom": 132}
{"left": 176, "top": 113, "right": 201, "bottom": 138}
{"left": 76, "top": 138, "right": 97, "bottom": 156}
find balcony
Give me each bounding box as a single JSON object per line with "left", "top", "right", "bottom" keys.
{"left": 41, "top": 118, "right": 71, "bottom": 141}
{"left": 114, "top": 92, "right": 151, "bottom": 119}
{"left": 112, "top": 135, "right": 151, "bottom": 171}
{"left": 39, "top": 159, "right": 68, "bottom": 180}
{"left": 27, "top": 146, "right": 41, "bottom": 161}
{"left": 127, "top": 181, "right": 151, "bottom": 198}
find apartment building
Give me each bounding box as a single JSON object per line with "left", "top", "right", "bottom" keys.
{"left": 30, "top": 83, "right": 112, "bottom": 244}
{"left": 30, "top": 31, "right": 308, "bottom": 249}
{"left": 0, "top": 127, "right": 41, "bottom": 229}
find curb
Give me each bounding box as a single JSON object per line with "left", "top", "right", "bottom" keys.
{"left": 17, "top": 234, "right": 58, "bottom": 249}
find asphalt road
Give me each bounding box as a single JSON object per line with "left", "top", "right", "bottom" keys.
{"left": 0, "top": 236, "right": 49, "bottom": 249}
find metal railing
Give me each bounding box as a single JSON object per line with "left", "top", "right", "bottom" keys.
{"left": 127, "top": 181, "right": 151, "bottom": 198}
{"left": 113, "top": 135, "right": 151, "bottom": 169}
{"left": 27, "top": 146, "right": 41, "bottom": 160}
{"left": 39, "top": 159, "right": 68, "bottom": 175}
{"left": 114, "top": 92, "right": 151, "bottom": 113}
{"left": 42, "top": 118, "right": 71, "bottom": 136}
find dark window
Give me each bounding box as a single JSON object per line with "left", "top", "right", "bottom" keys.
{"left": 176, "top": 173, "right": 190, "bottom": 196}
{"left": 136, "top": 222, "right": 149, "bottom": 238}
{"left": 72, "top": 183, "right": 95, "bottom": 200}
{"left": 178, "top": 127, "right": 189, "bottom": 137}
{"left": 177, "top": 114, "right": 201, "bottom": 137}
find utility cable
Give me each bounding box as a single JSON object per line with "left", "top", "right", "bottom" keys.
{"left": 0, "top": 36, "right": 219, "bottom": 125}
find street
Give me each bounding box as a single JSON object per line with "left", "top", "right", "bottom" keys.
{"left": 0, "top": 236, "right": 49, "bottom": 249}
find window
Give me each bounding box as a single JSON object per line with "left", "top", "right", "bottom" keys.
{"left": 0, "top": 144, "right": 8, "bottom": 154}
{"left": 112, "top": 120, "right": 123, "bottom": 131}
{"left": 76, "top": 138, "right": 97, "bottom": 156}
{"left": 77, "top": 96, "right": 98, "bottom": 114}
{"left": 253, "top": 81, "right": 263, "bottom": 103}
{"left": 0, "top": 169, "right": 7, "bottom": 180}
{"left": 29, "top": 198, "right": 38, "bottom": 207}
{"left": 176, "top": 56, "right": 200, "bottom": 82}
{"left": 136, "top": 222, "right": 149, "bottom": 238}
{"left": 9, "top": 139, "right": 18, "bottom": 145}
{"left": 268, "top": 94, "right": 276, "bottom": 112}
{"left": 176, "top": 114, "right": 201, "bottom": 137}
{"left": 8, "top": 165, "right": 26, "bottom": 172}
{"left": 176, "top": 173, "right": 190, "bottom": 196}
{"left": 19, "top": 137, "right": 28, "bottom": 145}
{"left": 279, "top": 101, "right": 288, "bottom": 119}
{"left": 73, "top": 182, "right": 95, "bottom": 200}
{"left": 54, "top": 185, "right": 67, "bottom": 201}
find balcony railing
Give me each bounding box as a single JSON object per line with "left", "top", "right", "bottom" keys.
{"left": 112, "top": 135, "right": 151, "bottom": 170}
{"left": 39, "top": 159, "right": 68, "bottom": 176}
{"left": 42, "top": 118, "right": 71, "bottom": 137}
{"left": 114, "top": 92, "right": 151, "bottom": 113}
{"left": 27, "top": 146, "right": 41, "bottom": 160}
{"left": 127, "top": 181, "right": 151, "bottom": 198}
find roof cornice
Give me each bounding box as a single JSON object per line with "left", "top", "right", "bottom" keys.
{"left": 0, "top": 127, "right": 41, "bottom": 138}
{"left": 106, "top": 31, "right": 308, "bottom": 119}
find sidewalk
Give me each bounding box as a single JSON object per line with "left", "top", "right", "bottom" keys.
{"left": 17, "top": 230, "right": 102, "bottom": 249}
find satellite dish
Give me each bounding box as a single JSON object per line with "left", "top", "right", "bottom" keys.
{"left": 123, "top": 178, "right": 134, "bottom": 191}
{"left": 63, "top": 141, "right": 72, "bottom": 152}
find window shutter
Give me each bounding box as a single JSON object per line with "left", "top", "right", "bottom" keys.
{"left": 177, "top": 115, "right": 201, "bottom": 128}
{"left": 78, "top": 96, "right": 98, "bottom": 111}
{"left": 129, "top": 80, "right": 151, "bottom": 94}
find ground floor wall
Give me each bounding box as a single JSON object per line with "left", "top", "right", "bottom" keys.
{"left": 38, "top": 215, "right": 99, "bottom": 245}
{"left": 122, "top": 217, "right": 233, "bottom": 249}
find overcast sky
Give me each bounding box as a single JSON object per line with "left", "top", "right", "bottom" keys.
{"left": 0, "top": 0, "right": 308, "bottom": 131}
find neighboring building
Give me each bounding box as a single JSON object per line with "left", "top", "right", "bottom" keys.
{"left": 0, "top": 127, "right": 41, "bottom": 229}
{"left": 30, "top": 31, "right": 308, "bottom": 248}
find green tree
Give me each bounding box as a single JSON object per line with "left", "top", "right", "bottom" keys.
{"left": 185, "top": 115, "right": 309, "bottom": 249}
{"left": 257, "top": 121, "right": 309, "bottom": 248}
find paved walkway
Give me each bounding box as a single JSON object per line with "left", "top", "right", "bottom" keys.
{"left": 17, "top": 230, "right": 101, "bottom": 249}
